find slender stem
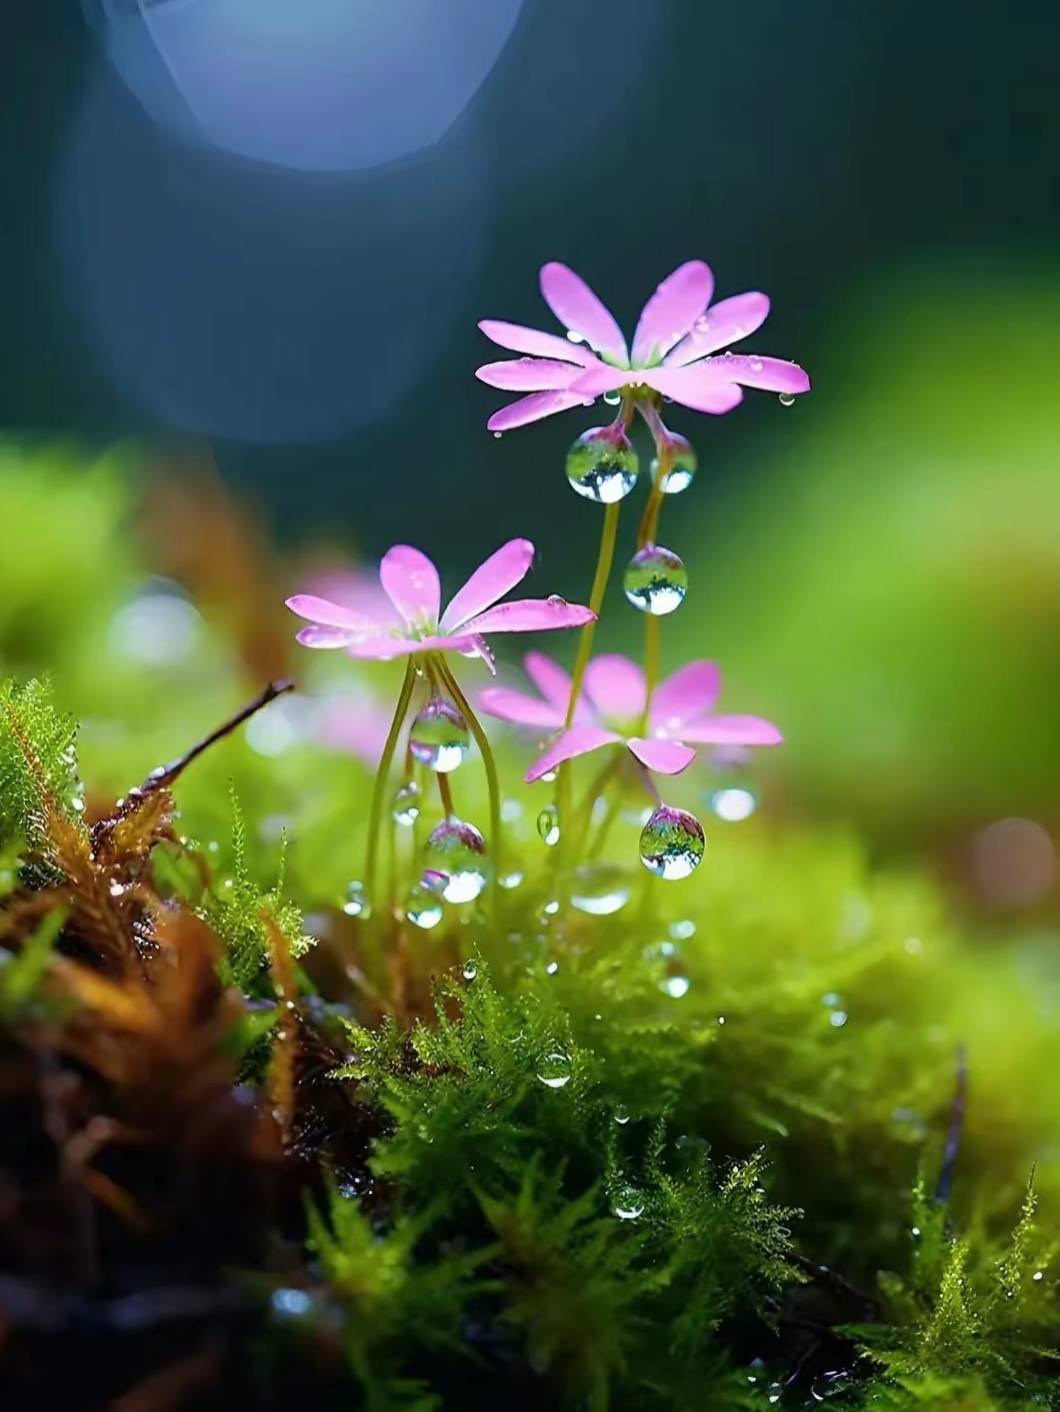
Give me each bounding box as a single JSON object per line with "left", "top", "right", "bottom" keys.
{"left": 644, "top": 616, "right": 662, "bottom": 702}
{"left": 635, "top": 401, "right": 674, "bottom": 709}
{"left": 572, "top": 749, "right": 624, "bottom": 856}
{"left": 365, "top": 659, "right": 417, "bottom": 906}
{"left": 145, "top": 679, "right": 295, "bottom": 792}
{"left": 437, "top": 769, "right": 455, "bottom": 819}
{"left": 436, "top": 657, "right": 502, "bottom": 919}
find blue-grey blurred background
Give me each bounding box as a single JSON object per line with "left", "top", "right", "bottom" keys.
{"left": 0, "top": 0, "right": 1058, "bottom": 892}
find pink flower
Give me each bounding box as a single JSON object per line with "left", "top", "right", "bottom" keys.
{"left": 479, "top": 652, "right": 782, "bottom": 782}
{"left": 477, "top": 261, "right": 809, "bottom": 431}
{"left": 286, "top": 539, "right": 594, "bottom": 669}
{"left": 313, "top": 694, "right": 392, "bottom": 767}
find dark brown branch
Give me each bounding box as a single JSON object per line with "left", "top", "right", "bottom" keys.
{"left": 144, "top": 680, "right": 295, "bottom": 793}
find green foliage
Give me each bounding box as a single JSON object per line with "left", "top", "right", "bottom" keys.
{"left": 0, "top": 678, "right": 81, "bottom": 851}
{"left": 0, "top": 909, "right": 64, "bottom": 1021}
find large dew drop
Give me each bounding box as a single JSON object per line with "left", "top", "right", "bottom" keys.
{"left": 623, "top": 545, "right": 688, "bottom": 616}
{"left": 565, "top": 427, "right": 639, "bottom": 504}
{"left": 537, "top": 805, "right": 561, "bottom": 847}
{"left": 654, "top": 433, "right": 697, "bottom": 495}
{"left": 639, "top": 806, "right": 705, "bottom": 881}
{"left": 404, "top": 883, "right": 443, "bottom": 930}
{"left": 343, "top": 880, "right": 370, "bottom": 918}
{"left": 570, "top": 864, "right": 632, "bottom": 916}
{"left": 610, "top": 1183, "right": 645, "bottom": 1220}
{"left": 409, "top": 700, "right": 470, "bottom": 773}
{"left": 537, "top": 1051, "right": 571, "bottom": 1089}
{"left": 424, "top": 819, "right": 490, "bottom": 903}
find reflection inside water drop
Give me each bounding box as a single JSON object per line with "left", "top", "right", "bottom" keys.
{"left": 639, "top": 806, "right": 705, "bottom": 880}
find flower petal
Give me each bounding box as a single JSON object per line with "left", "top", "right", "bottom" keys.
{"left": 460, "top": 599, "right": 596, "bottom": 635}
{"left": 524, "top": 651, "right": 574, "bottom": 711}
{"left": 345, "top": 632, "right": 473, "bottom": 661}
{"left": 379, "top": 545, "right": 441, "bottom": 627}
{"left": 569, "top": 365, "right": 631, "bottom": 397}
{"left": 665, "top": 292, "right": 771, "bottom": 365}
{"left": 478, "top": 319, "right": 598, "bottom": 367}
{"left": 525, "top": 725, "right": 621, "bottom": 783}
{"left": 295, "top": 624, "right": 364, "bottom": 649}
{"left": 627, "top": 737, "right": 697, "bottom": 775}
{"left": 539, "top": 262, "right": 628, "bottom": 363}
{"left": 487, "top": 390, "right": 594, "bottom": 433}
{"left": 631, "top": 260, "right": 714, "bottom": 366}
{"left": 641, "top": 366, "right": 746, "bottom": 415}
{"left": 478, "top": 687, "right": 566, "bottom": 729}
{"left": 441, "top": 538, "right": 534, "bottom": 631}
{"left": 649, "top": 660, "right": 722, "bottom": 733}
{"left": 286, "top": 594, "right": 379, "bottom": 632}
{"left": 677, "top": 715, "right": 783, "bottom": 746}
{"left": 704, "top": 353, "right": 810, "bottom": 395}
{"left": 476, "top": 358, "right": 589, "bottom": 392}
{"left": 583, "top": 654, "right": 647, "bottom": 724}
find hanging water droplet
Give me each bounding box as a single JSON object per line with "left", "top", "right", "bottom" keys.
{"left": 537, "top": 1051, "right": 571, "bottom": 1088}
{"left": 610, "top": 1183, "right": 645, "bottom": 1220}
{"left": 343, "top": 880, "right": 370, "bottom": 918}
{"left": 404, "top": 884, "right": 443, "bottom": 930}
{"left": 669, "top": 919, "right": 696, "bottom": 940}
{"left": 652, "top": 432, "right": 697, "bottom": 495}
{"left": 493, "top": 431, "right": 503, "bottom": 439}
{"left": 708, "top": 786, "right": 758, "bottom": 822}
{"left": 462, "top": 960, "right": 478, "bottom": 981}
{"left": 409, "top": 700, "right": 470, "bottom": 773}
{"left": 421, "top": 868, "right": 448, "bottom": 894}
{"left": 603, "top": 388, "right": 622, "bottom": 407}
{"left": 614, "top": 1104, "right": 630, "bottom": 1125}
{"left": 500, "top": 870, "right": 524, "bottom": 890}
{"left": 537, "top": 806, "right": 561, "bottom": 846}
{"left": 829, "top": 1010, "right": 848, "bottom": 1028}
{"left": 623, "top": 545, "right": 688, "bottom": 616}
{"left": 545, "top": 960, "right": 559, "bottom": 975}
{"left": 566, "top": 330, "right": 585, "bottom": 344}
{"left": 565, "top": 427, "right": 639, "bottom": 504}
{"left": 392, "top": 780, "right": 421, "bottom": 826}
{"left": 639, "top": 806, "right": 705, "bottom": 880}
{"left": 778, "top": 392, "right": 796, "bottom": 407}
{"left": 750, "top": 358, "right": 763, "bottom": 372}
{"left": 424, "top": 820, "right": 490, "bottom": 903}
{"left": 570, "top": 864, "right": 632, "bottom": 916}
{"left": 661, "top": 975, "right": 691, "bottom": 998}
{"left": 539, "top": 769, "right": 557, "bottom": 784}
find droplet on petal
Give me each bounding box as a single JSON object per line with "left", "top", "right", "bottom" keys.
{"left": 424, "top": 819, "right": 490, "bottom": 903}
{"left": 537, "top": 1051, "right": 571, "bottom": 1088}
{"left": 779, "top": 393, "right": 796, "bottom": 407}
{"left": 537, "top": 805, "right": 561, "bottom": 846}
{"left": 404, "top": 883, "right": 443, "bottom": 930}
{"left": 639, "top": 806, "right": 705, "bottom": 881}
{"left": 623, "top": 545, "right": 688, "bottom": 616}
{"left": 603, "top": 388, "right": 622, "bottom": 407}
{"left": 653, "top": 433, "right": 697, "bottom": 495}
{"left": 409, "top": 700, "right": 470, "bottom": 773}
{"left": 393, "top": 780, "right": 422, "bottom": 826}
{"left": 566, "top": 427, "right": 639, "bottom": 504}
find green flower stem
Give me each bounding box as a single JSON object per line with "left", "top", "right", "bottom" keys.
{"left": 636, "top": 401, "right": 675, "bottom": 706}
{"left": 365, "top": 658, "right": 417, "bottom": 909}
{"left": 436, "top": 656, "right": 501, "bottom": 920}
{"left": 436, "top": 768, "right": 456, "bottom": 820}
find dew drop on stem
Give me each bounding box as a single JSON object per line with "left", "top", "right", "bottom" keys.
{"left": 537, "top": 805, "right": 561, "bottom": 846}
{"left": 392, "top": 780, "right": 421, "bottom": 825}
{"left": 639, "top": 806, "right": 705, "bottom": 881}
{"left": 565, "top": 427, "right": 639, "bottom": 504}
{"left": 409, "top": 700, "right": 470, "bottom": 773}
{"left": 424, "top": 820, "right": 490, "bottom": 903}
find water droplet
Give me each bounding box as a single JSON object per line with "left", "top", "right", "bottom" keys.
{"left": 708, "top": 786, "right": 758, "bottom": 822}
{"left": 566, "top": 330, "right": 585, "bottom": 344}
{"left": 537, "top": 806, "right": 561, "bottom": 846}
{"left": 570, "top": 864, "right": 632, "bottom": 916}
{"left": 610, "top": 1183, "right": 645, "bottom": 1220}
{"left": 392, "top": 780, "right": 421, "bottom": 826}
{"left": 614, "top": 1104, "right": 630, "bottom": 1125}
{"left": 639, "top": 806, "right": 705, "bottom": 880}
{"left": 779, "top": 392, "right": 796, "bottom": 407}
{"left": 661, "top": 975, "right": 691, "bottom": 998}
{"left": 603, "top": 388, "right": 622, "bottom": 407}
{"left": 822, "top": 992, "right": 842, "bottom": 1007}
{"left": 653, "top": 433, "right": 697, "bottom": 495}
{"left": 542, "top": 899, "right": 560, "bottom": 916}
{"left": 343, "top": 880, "right": 370, "bottom": 918}
{"left": 500, "top": 799, "right": 523, "bottom": 822}
{"left": 565, "top": 427, "right": 639, "bottom": 504}
{"left": 750, "top": 359, "right": 763, "bottom": 372}
{"left": 539, "top": 769, "right": 558, "bottom": 784}
{"left": 404, "top": 884, "right": 443, "bottom": 930}
{"left": 829, "top": 1010, "right": 848, "bottom": 1028}
{"left": 271, "top": 1287, "right": 314, "bottom": 1319}
{"left": 424, "top": 820, "right": 490, "bottom": 903}
{"left": 537, "top": 1051, "right": 571, "bottom": 1088}
{"left": 500, "top": 870, "right": 524, "bottom": 890}
{"left": 493, "top": 431, "right": 503, "bottom": 439}
{"left": 545, "top": 960, "right": 559, "bottom": 975}
{"left": 1033, "top": 1270, "right": 1045, "bottom": 1281}
{"left": 623, "top": 545, "right": 688, "bottom": 616}
{"left": 409, "top": 700, "right": 470, "bottom": 774}
{"left": 669, "top": 919, "right": 696, "bottom": 940}
{"left": 462, "top": 960, "right": 478, "bottom": 981}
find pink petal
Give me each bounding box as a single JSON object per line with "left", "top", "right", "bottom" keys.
{"left": 441, "top": 538, "right": 534, "bottom": 632}
{"left": 569, "top": 365, "right": 631, "bottom": 397}
{"left": 295, "top": 624, "right": 364, "bottom": 649}
{"left": 650, "top": 661, "right": 722, "bottom": 734}
{"left": 379, "top": 545, "right": 441, "bottom": 627}
{"left": 665, "top": 292, "right": 771, "bottom": 365}
{"left": 539, "top": 262, "right": 628, "bottom": 364}
{"left": 524, "top": 651, "right": 574, "bottom": 711}
{"left": 678, "top": 715, "right": 783, "bottom": 746}
{"left": 704, "top": 353, "right": 810, "bottom": 395}
{"left": 476, "top": 358, "right": 589, "bottom": 392}
{"left": 487, "top": 390, "right": 594, "bottom": 433}
{"left": 641, "top": 366, "right": 746, "bottom": 415}
{"left": 627, "top": 737, "right": 696, "bottom": 775}
{"left": 346, "top": 632, "right": 472, "bottom": 661}
{"left": 631, "top": 261, "right": 714, "bottom": 366}
{"left": 478, "top": 319, "right": 598, "bottom": 367}
{"left": 525, "top": 725, "right": 621, "bottom": 784}
{"left": 460, "top": 599, "right": 596, "bottom": 636}
{"left": 286, "top": 594, "right": 378, "bottom": 632}
{"left": 315, "top": 697, "right": 391, "bottom": 765}
{"left": 478, "top": 687, "right": 566, "bottom": 729}
{"left": 583, "top": 654, "right": 647, "bottom": 724}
